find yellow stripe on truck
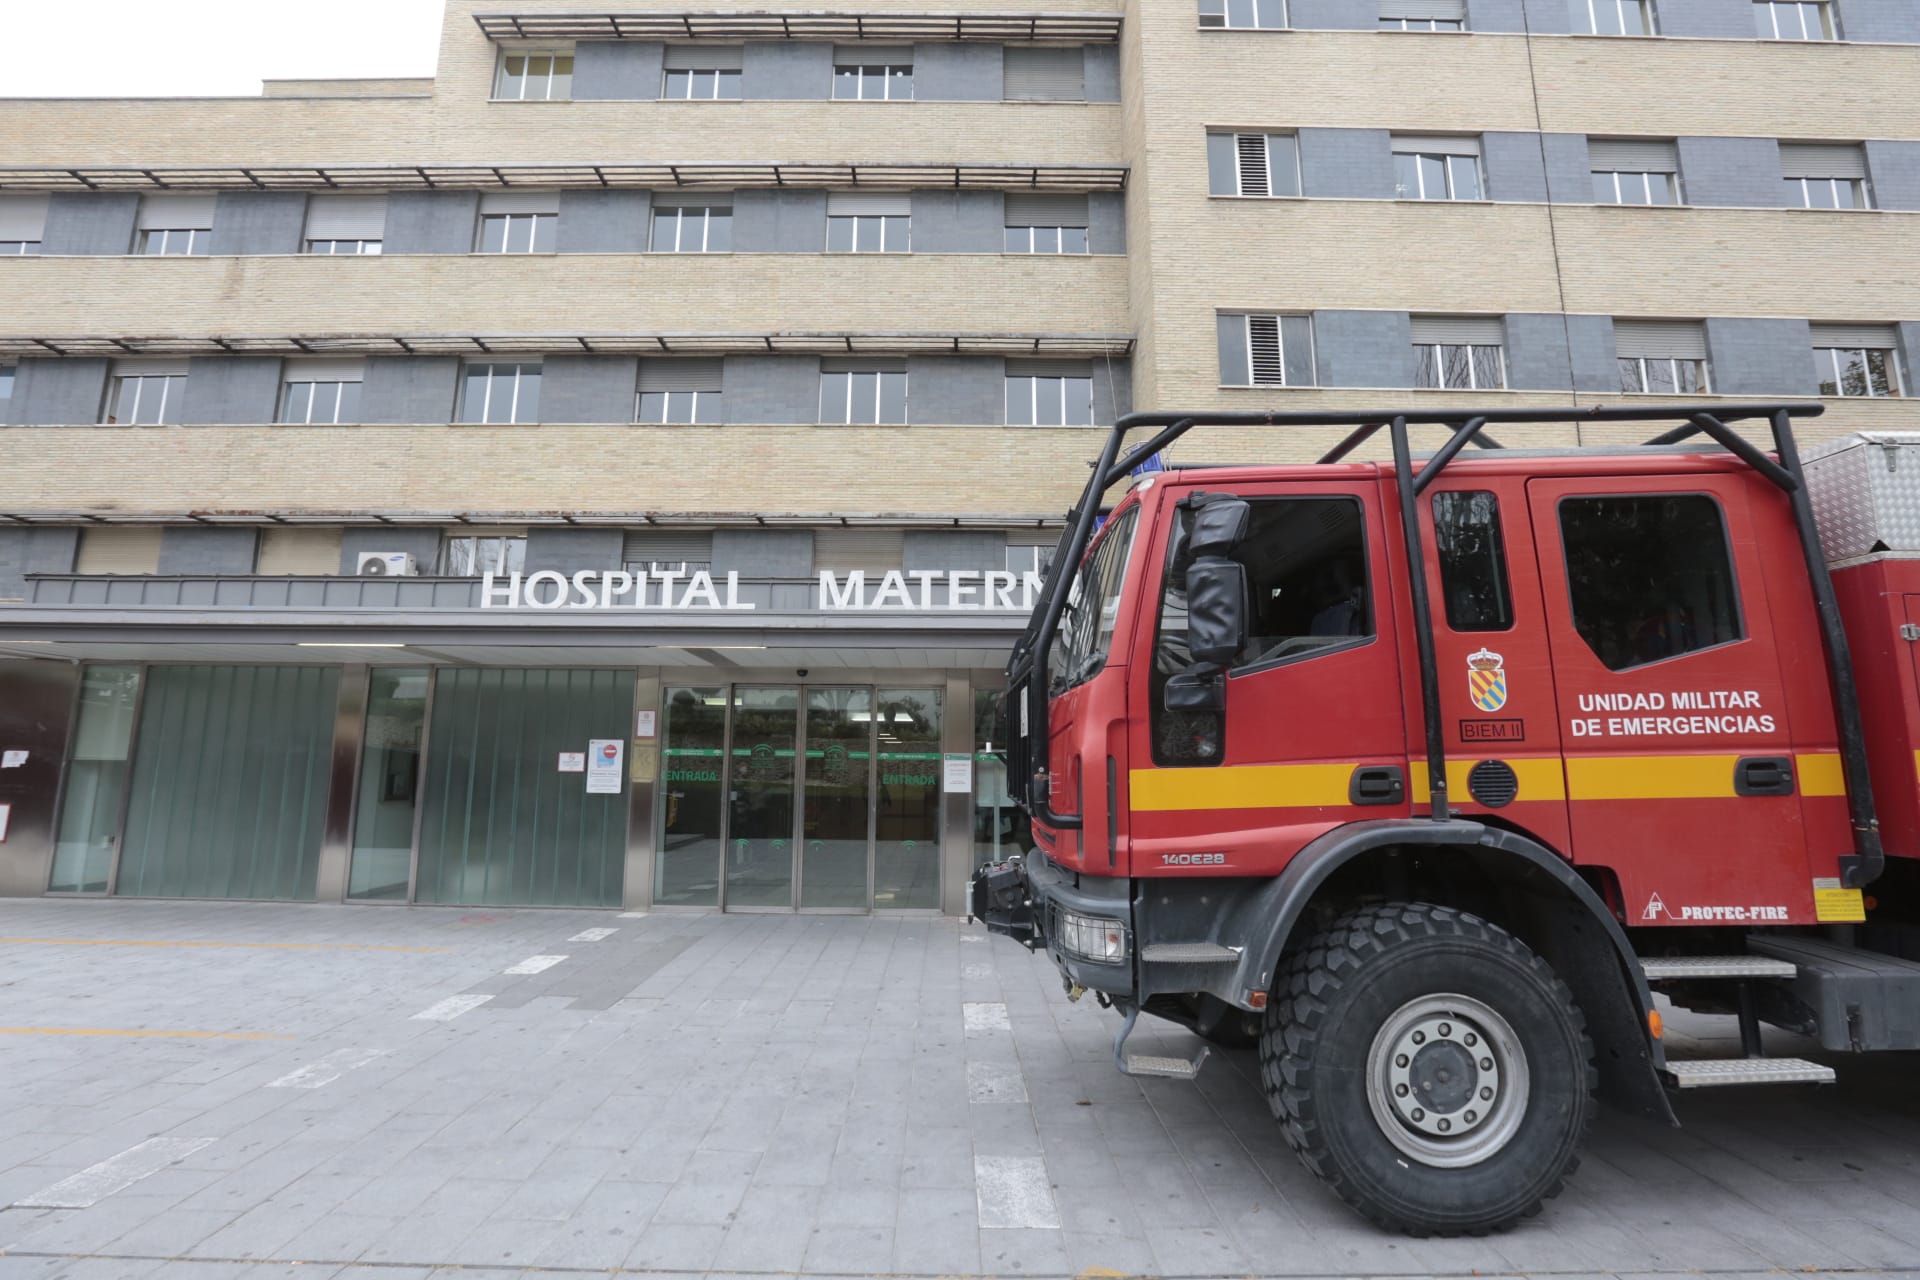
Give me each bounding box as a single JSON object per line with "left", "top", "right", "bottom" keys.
{"left": 1564, "top": 752, "right": 1843, "bottom": 800}
{"left": 1129, "top": 763, "right": 1355, "bottom": 812}
{"left": 1410, "top": 759, "right": 1566, "bottom": 804}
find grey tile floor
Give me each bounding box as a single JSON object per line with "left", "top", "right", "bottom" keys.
{"left": 1, "top": 898, "right": 1919, "bottom": 1279}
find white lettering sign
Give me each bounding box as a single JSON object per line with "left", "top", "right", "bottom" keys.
{"left": 1565, "top": 689, "right": 1776, "bottom": 738}
{"left": 478, "top": 569, "right": 1044, "bottom": 612}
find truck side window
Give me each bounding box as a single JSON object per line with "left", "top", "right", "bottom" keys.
{"left": 1559, "top": 494, "right": 1743, "bottom": 671}
{"left": 1151, "top": 496, "right": 1370, "bottom": 765}
{"left": 1433, "top": 490, "right": 1513, "bottom": 631}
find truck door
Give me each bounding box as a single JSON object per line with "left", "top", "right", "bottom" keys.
{"left": 1526, "top": 474, "right": 1812, "bottom": 926}
{"left": 1126, "top": 479, "right": 1410, "bottom": 876}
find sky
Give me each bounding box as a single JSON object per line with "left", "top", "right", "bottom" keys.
{"left": 2, "top": 0, "right": 448, "bottom": 97}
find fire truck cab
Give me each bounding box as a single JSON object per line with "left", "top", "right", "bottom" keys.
{"left": 974, "top": 405, "right": 1920, "bottom": 1235}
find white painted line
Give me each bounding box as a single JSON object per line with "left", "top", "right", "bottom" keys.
{"left": 963, "top": 1001, "right": 1011, "bottom": 1033}
{"left": 504, "top": 955, "right": 567, "bottom": 975}
{"left": 569, "top": 927, "right": 617, "bottom": 943}
{"left": 411, "top": 993, "right": 492, "bottom": 1022}
{"left": 974, "top": 1155, "right": 1060, "bottom": 1229}
{"left": 962, "top": 962, "right": 992, "bottom": 980}
{"left": 617, "top": 911, "right": 649, "bottom": 919}
{"left": 966, "top": 1059, "right": 1029, "bottom": 1104}
{"left": 267, "top": 1047, "right": 384, "bottom": 1090}
{"left": 18, "top": 1136, "right": 216, "bottom": 1209}
{"left": 960, "top": 933, "right": 984, "bottom": 943}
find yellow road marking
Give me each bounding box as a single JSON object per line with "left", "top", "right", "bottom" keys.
{"left": 0, "top": 938, "right": 447, "bottom": 953}
{"left": 0, "top": 1027, "right": 293, "bottom": 1041}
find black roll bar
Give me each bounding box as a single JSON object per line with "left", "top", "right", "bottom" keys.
{"left": 1011, "top": 402, "right": 1882, "bottom": 887}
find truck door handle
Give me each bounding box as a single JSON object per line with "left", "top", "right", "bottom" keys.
{"left": 1350, "top": 766, "right": 1405, "bottom": 806}
{"left": 1735, "top": 756, "right": 1795, "bottom": 797}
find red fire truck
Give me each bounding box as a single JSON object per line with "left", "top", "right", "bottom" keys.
{"left": 972, "top": 404, "right": 1920, "bottom": 1235}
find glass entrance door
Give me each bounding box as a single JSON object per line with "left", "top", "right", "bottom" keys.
{"left": 801, "top": 687, "right": 872, "bottom": 908}
{"left": 724, "top": 686, "right": 799, "bottom": 908}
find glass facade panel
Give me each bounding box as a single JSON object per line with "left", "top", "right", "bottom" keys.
{"left": 48, "top": 665, "right": 143, "bottom": 894}
{"left": 116, "top": 665, "right": 339, "bottom": 901}
{"left": 659, "top": 685, "right": 726, "bottom": 905}
{"left": 726, "top": 687, "right": 799, "bottom": 908}
{"left": 348, "top": 668, "right": 429, "bottom": 901}
{"left": 971, "top": 688, "right": 1029, "bottom": 871}
{"left": 414, "top": 668, "right": 632, "bottom": 907}
{"left": 801, "top": 687, "right": 872, "bottom": 908}
{"left": 873, "top": 688, "right": 941, "bottom": 909}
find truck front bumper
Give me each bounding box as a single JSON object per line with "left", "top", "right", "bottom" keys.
{"left": 970, "top": 852, "right": 1135, "bottom": 1001}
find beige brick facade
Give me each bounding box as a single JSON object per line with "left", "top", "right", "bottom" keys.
{"left": 1, "top": 0, "right": 1915, "bottom": 527}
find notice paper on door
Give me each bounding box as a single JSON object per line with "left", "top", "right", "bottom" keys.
{"left": 1, "top": 750, "right": 26, "bottom": 768}
{"left": 557, "top": 752, "right": 585, "bottom": 773}
{"left": 586, "top": 739, "right": 624, "bottom": 793}
{"left": 943, "top": 753, "right": 973, "bottom": 793}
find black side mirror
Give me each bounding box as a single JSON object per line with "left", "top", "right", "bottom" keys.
{"left": 1162, "top": 496, "right": 1251, "bottom": 713}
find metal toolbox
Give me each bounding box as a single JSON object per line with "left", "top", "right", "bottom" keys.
{"left": 1804, "top": 432, "right": 1920, "bottom": 563}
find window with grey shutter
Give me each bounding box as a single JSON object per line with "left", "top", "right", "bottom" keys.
{"left": 623, "top": 530, "right": 713, "bottom": 573}
{"left": 821, "top": 359, "right": 908, "bottom": 423}
{"left": 833, "top": 46, "right": 912, "bottom": 100}
{"left": 304, "top": 194, "right": 387, "bottom": 254}
{"left": 477, "top": 191, "right": 559, "bottom": 253}
{"left": 105, "top": 359, "right": 190, "bottom": 425}
{"left": 1588, "top": 138, "right": 1682, "bottom": 204}
{"left": 1207, "top": 132, "right": 1300, "bottom": 197}
{"left": 1780, "top": 142, "right": 1872, "bottom": 209}
{"left": 1217, "top": 313, "right": 1314, "bottom": 387}
{"left": 0, "top": 194, "right": 48, "bottom": 254}
{"left": 1810, "top": 323, "right": 1905, "bottom": 398}
{"left": 1379, "top": 0, "right": 1466, "bottom": 29}
{"left": 637, "top": 358, "right": 725, "bottom": 423}
{"left": 1613, "top": 320, "right": 1709, "bottom": 394}
{"left": 1393, "top": 135, "right": 1483, "bottom": 200}
{"left": 1410, "top": 316, "right": 1505, "bottom": 390}
{"left": 1004, "top": 193, "right": 1090, "bottom": 252}
{"left": 137, "top": 194, "right": 215, "bottom": 256}
{"left": 814, "top": 527, "right": 905, "bottom": 575}
{"left": 1003, "top": 46, "right": 1085, "bottom": 101}
{"left": 664, "top": 46, "right": 743, "bottom": 98}
{"left": 1006, "top": 359, "right": 1095, "bottom": 425}
{"left": 1198, "top": 0, "right": 1288, "bottom": 28}
{"left": 827, "top": 192, "right": 910, "bottom": 252}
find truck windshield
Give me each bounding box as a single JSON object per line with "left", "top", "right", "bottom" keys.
{"left": 1049, "top": 506, "right": 1139, "bottom": 694}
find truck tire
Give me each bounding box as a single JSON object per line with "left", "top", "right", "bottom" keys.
{"left": 1260, "top": 902, "right": 1595, "bottom": 1235}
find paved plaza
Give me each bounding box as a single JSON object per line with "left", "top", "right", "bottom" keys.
{"left": 1, "top": 900, "right": 1919, "bottom": 1280}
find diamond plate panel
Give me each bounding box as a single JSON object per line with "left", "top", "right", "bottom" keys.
{"left": 1663, "top": 1058, "right": 1835, "bottom": 1087}
{"left": 1805, "top": 432, "right": 1920, "bottom": 562}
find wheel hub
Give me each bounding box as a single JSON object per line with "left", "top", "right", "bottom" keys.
{"left": 1365, "top": 994, "right": 1529, "bottom": 1168}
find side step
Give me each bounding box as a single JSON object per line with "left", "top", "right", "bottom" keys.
{"left": 1663, "top": 1058, "right": 1835, "bottom": 1088}
{"left": 1640, "top": 955, "right": 1797, "bottom": 980}
{"left": 1140, "top": 942, "right": 1241, "bottom": 963}
{"left": 1112, "top": 1004, "right": 1209, "bottom": 1081}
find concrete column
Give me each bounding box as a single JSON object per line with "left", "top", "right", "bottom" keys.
{"left": 940, "top": 671, "right": 974, "bottom": 916}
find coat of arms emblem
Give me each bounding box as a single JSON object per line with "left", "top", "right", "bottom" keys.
{"left": 1467, "top": 648, "right": 1508, "bottom": 712}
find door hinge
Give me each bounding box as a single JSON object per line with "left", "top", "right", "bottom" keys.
{"left": 1901, "top": 623, "right": 1920, "bottom": 642}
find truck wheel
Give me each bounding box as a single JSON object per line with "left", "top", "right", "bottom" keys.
{"left": 1260, "top": 902, "right": 1594, "bottom": 1235}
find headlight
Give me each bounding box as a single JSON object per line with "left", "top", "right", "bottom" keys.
{"left": 1057, "top": 911, "right": 1129, "bottom": 964}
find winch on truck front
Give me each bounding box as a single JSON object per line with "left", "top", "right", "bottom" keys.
{"left": 972, "top": 404, "right": 1920, "bottom": 1236}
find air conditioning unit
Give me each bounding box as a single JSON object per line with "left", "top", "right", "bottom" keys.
{"left": 356, "top": 552, "right": 419, "bottom": 577}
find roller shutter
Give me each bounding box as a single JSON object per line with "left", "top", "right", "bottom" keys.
{"left": 0, "top": 194, "right": 49, "bottom": 241}
{"left": 1587, "top": 138, "right": 1679, "bottom": 171}
{"left": 77, "top": 527, "right": 163, "bottom": 575}
{"left": 1392, "top": 134, "right": 1481, "bottom": 157}
{"left": 1006, "top": 358, "right": 1093, "bottom": 377}
{"left": 304, "top": 194, "right": 387, "bottom": 240}
{"left": 814, "top": 527, "right": 905, "bottom": 575}
{"left": 1613, "top": 320, "right": 1708, "bottom": 359}
{"left": 479, "top": 190, "right": 560, "bottom": 215}
{"left": 1409, "top": 315, "right": 1505, "bottom": 345}
{"left": 664, "top": 45, "right": 743, "bottom": 69}
{"left": 1779, "top": 143, "right": 1868, "bottom": 178}
{"left": 1809, "top": 323, "right": 1899, "bottom": 349}
{"left": 637, "top": 358, "right": 723, "bottom": 392}
{"left": 1003, "top": 193, "right": 1088, "bottom": 225}
{"left": 1381, "top": 0, "right": 1465, "bottom": 16}
{"left": 827, "top": 192, "right": 910, "bottom": 215}
{"left": 622, "top": 530, "right": 713, "bottom": 566}
{"left": 138, "top": 194, "right": 216, "bottom": 229}
{"left": 257, "top": 528, "right": 343, "bottom": 576}
{"left": 1003, "top": 46, "right": 1084, "bottom": 101}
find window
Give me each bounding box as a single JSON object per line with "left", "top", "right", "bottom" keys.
{"left": 1811, "top": 325, "right": 1905, "bottom": 398}
{"left": 477, "top": 194, "right": 558, "bottom": 253}
{"left": 1433, "top": 491, "right": 1513, "bottom": 631}
{"left": 1560, "top": 494, "right": 1742, "bottom": 671}
{"left": 279, "top": 360, "right": 366, "bottom": 423}
{"left": 1006, "top": 542, "right": 1056, "bottom": 578}
{"left": 1217, "top": 313, "right": 1314, "bottom": 387}
{"left": 624, "top": 531, "right": 713, "bottom": 578}
{"left": 0, "top": 364, "right": 13, "bottom": 419}
{"left": 495, "top": 48, "right": 573, "bottom": 99}
{"left": 1052, "top": 505, "right": 1138, "bottom": 694}
{"left": 1199, "top": 0, "right": 1288, "bottom": 28}
{"left": 651, "top": 198, "right": 733, "bottom": 252}
{"left": 304, "top": 194, "right": 385, "bottom": 255}
{"left": 1380, "top": 1, "right": 1466, "bottom": 29}
{"left": 1588, "top": 139, "right": 1681, "bottom": 205}
{"left": 1411, "top": 316, "right": 1506, "bottom": 390}
{"left": 1615, "top": 320, "right": 1710, "bottom": 394}
{"left": 136, "top": 194, "right": 214, "bottom": 256}
{"left": 820, "top": 362, "right": 907, "bottom": 424}
{"left": 1392, "top": 136, "right": 1483, "bottom": 201}
{"left": 1003, "top": 46, "right": 1085, "bottom": 101}
{"left": 1754, "top": 0, "right": 1834, "bottom": 39}
{"left": 1207, "top": 132, "right": 1301, "bottom": 198}
{"left": 827, "top": 193, "right": 910, "bottom": 252}
{"left": 636, "top": 358, "right": 725, "bottom": 423}
{"left": 1152, "top": 497, "right": 1371, "bottom": 760}
{"left": 443, "top": 535, "right": 526, "bottom": 576}
{"left": 1005, "top": 193, "right": 1089, "bottom": 253}
{"left": 663, "top": 47, "right": 743, "bottom": 99}
{"left": 0, "top": 194, "right": 47, "bottom": 254}
{"left": 103, "top": 361, "right": 187, "bottom": 425}
{"left": 1569, "top": 0, "right": 1655, "bottom": 34}
{"left": 834, "top": 48, "right": 912, "bottom": 99}
{"left": 1781, "top": 143, "right": 1872, "bottom": 209}
{"left": 458, "top": 361, "right": 542, "bottom": 424}
{"left": 1006, "top": 361, "right": 1095, "bottom": 426}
